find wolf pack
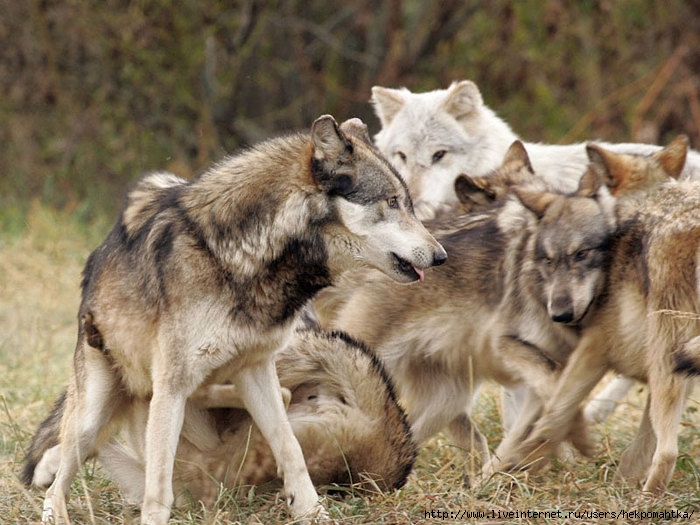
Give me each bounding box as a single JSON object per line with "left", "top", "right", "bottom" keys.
{"left": 21, "top": 80, "right": 700, "bottom": 524}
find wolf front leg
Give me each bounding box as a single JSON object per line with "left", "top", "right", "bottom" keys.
{"left": 236, "top": 358, "right": 327, "bottom": 521}
{"left": 140, "top": 372, "right": 187, "bottom": 524}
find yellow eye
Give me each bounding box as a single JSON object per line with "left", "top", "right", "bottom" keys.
{"left": 387, "top": 196, "right": 399, "bottom": 209}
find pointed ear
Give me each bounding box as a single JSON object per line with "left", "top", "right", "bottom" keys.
{"left": 311, "top": 115, "right": 354, "bottom": 195}
{"left": 513, "top": 186, "right": 558, "bottom": 219}
{"left": 576, "top": 163, "right": 605, "bottom": 197}
{"left": 654, "top": 134, "right": 688, "bottom": 180}
{"left": 339, "top": 117, "right": 372, "bottom": 145}
{"left": 311, "top": 115, "right": 351, "bottom": 162}
{"left": 454, "top": 174, "right": 496, "bottom": 208}
{"left": 585, "top": 144, "right": 624, "bottom": 191}
{"left": 371, "top": 86, "right": 405, "bottom": 127}
{"left": 502, "top": 140, "right": 534, "bottom": 173}
{"left": 441, "top": 80, "right": 482, "bottom": 120}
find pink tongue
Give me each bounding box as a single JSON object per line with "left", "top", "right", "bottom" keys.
{"left": 414, "top": 267, "right": 425, "bottom": 282}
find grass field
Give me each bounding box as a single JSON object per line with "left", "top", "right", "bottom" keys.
{"left": 2, "top": 204, "right": 700, "bottom": 524}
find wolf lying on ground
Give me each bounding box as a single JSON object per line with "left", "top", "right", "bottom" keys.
{"left": 23, "top": 328, "right": 417, "bottom": 508}
{"left": 369, "top": 79, "right": 700, "bottom": 428}
{"left": 33, "top": 115, "right": 446, "bottom": 525}
{"left": 485, "top": 139, "right": 698, "bottom": 495}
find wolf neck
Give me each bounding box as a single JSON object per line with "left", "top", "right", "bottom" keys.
{"left": 180, "top": 136, "right": 335, "bottom": 322}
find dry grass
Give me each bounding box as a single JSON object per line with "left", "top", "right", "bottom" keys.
{"left": 2, "top": 205, "right": 700, "bottom": 524}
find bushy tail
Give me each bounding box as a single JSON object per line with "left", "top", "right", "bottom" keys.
{"left": 673, "top": 335, "right": 700, "bottom": 377}
{"left": 20, "top": 390, "right": 66, "bottom": 487}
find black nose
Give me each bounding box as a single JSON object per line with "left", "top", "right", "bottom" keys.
{"left": 551, "top": 311, "right": 574, "bottom": 324}
{"left": 433, "top": 250, "right": 448, "bottom": 266}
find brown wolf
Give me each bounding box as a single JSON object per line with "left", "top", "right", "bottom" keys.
{"left": 35, "top": 115, "right": 445, "bottom": 525}
{"left": 23, "top": 329, "right": 417, "bottom": 508}
{"left": 487, "top": 139, "right": 697, "bottom": 495}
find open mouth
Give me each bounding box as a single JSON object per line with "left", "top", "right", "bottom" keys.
{"left": 392, "top": 252, "right": 424, "bottom": 282}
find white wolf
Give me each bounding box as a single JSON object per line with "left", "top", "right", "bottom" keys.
{"left": 370, "top": 79, "right": 700, "bottom": 428}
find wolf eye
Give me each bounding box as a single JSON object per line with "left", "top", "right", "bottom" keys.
{"left": 396, "top": 151, "right": 407, "bottom": 162}
{"left": 387, "top": 196, "right": 399, "bottom": 209}
{"left": 432, "top": 150, "right": 447, "bottom": 163}
{"left": 574, "top": 249, "right": 590, "bottom": 262}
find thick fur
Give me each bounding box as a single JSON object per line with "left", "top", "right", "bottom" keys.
{"left": 325, "top": 146, "right": 622, "bottom": 468}
{"left": 490, "top": 147, "right": 698, "bottom": 495}
{"left": 371, "top": 80, "right": 700, "bottom": 219}
{"left": 34, "top": 115, "right": 445, "bottom": 525}
{"left": 23, "top": 329, "right": 417, "bottom": 507}
{"left": 371, "top": 80, "right": 700, "bottom": 425}
{"left": 322, "top": 138, "right": 688, "bottom": 477}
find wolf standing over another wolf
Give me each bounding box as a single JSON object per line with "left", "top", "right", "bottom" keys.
{"left": 36, "top": 114, "right": 446, "bottom": 525}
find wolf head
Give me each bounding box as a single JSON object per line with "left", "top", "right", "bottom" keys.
{"left": 310, "top": 115, "right": 447, "bottom": 283}
{"left": 371, "top": 81, "right": 516, "bottom": 219}
{"left": 586, "top": 134, "right": 688, "bottom": 196}
{"left": 453, "top": 140, "right": 541, "bottom": 213}
{"left": 515, "top": 169, "right": 616, "bottom": 325}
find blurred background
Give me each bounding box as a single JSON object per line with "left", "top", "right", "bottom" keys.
{"left": 2, "top": 0, "right": 699, "bottom": 226}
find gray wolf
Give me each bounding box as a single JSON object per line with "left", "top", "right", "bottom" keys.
{"left": 485, "top": 142, "right": 696, "bottom": 495}
{"left": 326, "top": 141, "right": 621, "bottom": 467}
{"left": 324, "top": 137, "right": 688, "bottom": 474}
{"left": 23, "top": 328, "right": 417, "bottom": 508}
{"left": 371, "top": 80, "right": 700, "bottom": 219}
{"left": 371, "top": 79, "right": 700, "bottom": 425}
{"left": 36, "top": 115, "right": 446, "bottom": 525}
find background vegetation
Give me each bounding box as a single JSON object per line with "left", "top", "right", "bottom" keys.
{"left": 1, "top": 0, "right": 699, "bottom": 225}
{"left": 2, "top": 1, "right": 700, "bottom": 523}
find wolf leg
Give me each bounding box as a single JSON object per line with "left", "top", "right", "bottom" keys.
{"left": 642, "top": 372, "right": 687, "bottom": 494}
{"left": 446, "top": 413, "right": 490, "bottom": 464}
{"left": 496, "top": 332, "right": 608, "bottom": 473}
{"left": 584, "top": 375, "right": 636, "bottom": 424}
{"left": 140, "top": 377, "right": 187, "bottom": 525}
{"left": 190, "top": 383, "right": 292, "bottom": 409}
{"left": 616, "top": 394, "right": 655, "bottom": 485}
{"left": 42, "top": 345, "right": 120, "bottom": 525}
{"left": 235, "top": 358, "right": 326, "bottom": 521}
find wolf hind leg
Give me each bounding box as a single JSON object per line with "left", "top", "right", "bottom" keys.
{"left": 235, "top": 358, "right": 326, "bottom": 521}
{"left": 42, "top": 345, "right": 121, "bottom": 525}
{"left": 446, "top": 413, "right": 490, "bottom": 465}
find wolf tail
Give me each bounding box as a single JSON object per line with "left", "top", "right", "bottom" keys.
{"left": 673, "top": 336, "right": 700, "bottom": 377}
{"left": 20, "top": 390, "right": 66, "bottom": 487}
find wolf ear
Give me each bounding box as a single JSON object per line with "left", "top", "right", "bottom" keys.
{"left": 339, "top": 118, "right": 372, "bottom": 145}
{"left": 502, "top": 140, "right": 534, "bottom": 173}
{"left": 513, "top": 187, "right": 558, "bottom": 219}
{"left": 455, "top": 174, "right": 497, "bottom": 208}
{"left": 586, "top": 144, "right": 628, "bottom": 191}
{"left": 441, "top": 80, "right": 482, "bottom": 120}
{"left": 371, "top": 86, "right": 405, "bottom": 127}
{"left": 311, "top": 115, "right": 355, "bottom": 195}
{"left": 654, "top": 134, "right": 688, "bottom": 180}
{"left": 576, "top": 163, "right": 605, "bottom": 198}
{"left": 312, "top": 115, "right": 352, "bottom": 162}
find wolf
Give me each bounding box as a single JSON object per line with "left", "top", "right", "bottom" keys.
{"left": 371, "top": 80, "right": 700, "bottom": 219}
{"left": 325, "top": 137, "right": 688, "bottom": 473}
{"left": 370, "top": 79, "right": 700, "bottom": 424}
{"left": 35, "top": 114, "right": 446, "bottom": 525}
{"left": 485, "top": 146, "right": 698, "bottom": 495}
{"left": 23, "top": 328, "right": 417, "bottom": 509}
